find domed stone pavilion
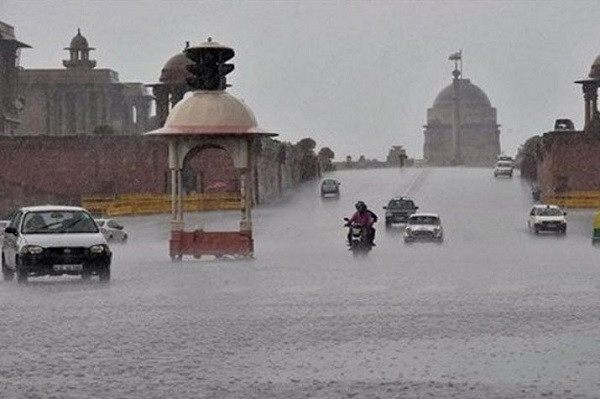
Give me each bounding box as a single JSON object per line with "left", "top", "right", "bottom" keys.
{"left": 423, "top": 78, "right": 501, "bottom": 166}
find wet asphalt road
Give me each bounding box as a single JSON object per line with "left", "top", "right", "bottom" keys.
{"left": 1, "top": 167, "right": 599, "bottom": 399}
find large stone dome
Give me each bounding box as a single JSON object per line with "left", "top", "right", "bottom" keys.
{"left": 160, "top": 52, "right": 193, "bottom": 85}
{"left": 433, "top": 79, "right": 491, "bottom": 107}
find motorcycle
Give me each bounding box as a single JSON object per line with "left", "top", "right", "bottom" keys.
{"left": 344, "top": 217, "right": 373, "bottom": 255}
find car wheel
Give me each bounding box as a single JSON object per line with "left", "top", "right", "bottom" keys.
{"left": 2, "top": 254, "right": 14, "bottom": 281}
{"left": 171, "top": 255, "right": 182, "bottom": 262}
{"left": 122, "top": 234, "right": 128, "bottom": 244}
{"left": 534, "top": 227, "right": 539, "bottom": 235}
{"left": 98, "top": 269, "right": 110, "bottom": 283}
{"left": 16, "top": 268, "right": 28, "bottom": 284}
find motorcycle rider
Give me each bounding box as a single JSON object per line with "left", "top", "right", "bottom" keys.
{"left": 347, "top": 201, "right": 377, "bottom": 246}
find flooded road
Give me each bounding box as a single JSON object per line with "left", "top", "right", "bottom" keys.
{"left": 2, "top": 168, "right": 599, "bottom": 398}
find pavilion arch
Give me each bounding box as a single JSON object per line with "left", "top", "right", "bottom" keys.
{"left": 181, "top": 143, "right": 239, "bottom": 194}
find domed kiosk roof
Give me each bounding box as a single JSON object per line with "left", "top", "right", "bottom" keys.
{"left": 433, "top": 79, "right": 491, "bottom": 107}
{"left": 145, "top": 91, "right": 276, "bottom": 136}
{"left": 160, "top": 52, "right": 194, "bottom": 84}
{"left": 68, "top": 29, "right": 91, "bottom": 50}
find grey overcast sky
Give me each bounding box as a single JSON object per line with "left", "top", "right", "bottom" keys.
{"left": 2, "top": 0, "right": 599, "bottom": 160}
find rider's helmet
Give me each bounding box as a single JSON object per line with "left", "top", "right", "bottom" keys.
{"left": 355, "top": 201, "right": 367, "bottom": 212}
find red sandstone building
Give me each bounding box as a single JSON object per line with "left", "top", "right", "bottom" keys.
{"left": 535, "top": 54, "right": 600, "bottom": 196}
{"left": 0, "top": 24, "right": 317, "bottom": 216}
{"left": 16, "top": 30, "right": 152, "bottom": 136}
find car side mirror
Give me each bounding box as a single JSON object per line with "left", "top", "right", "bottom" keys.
{"left": 415, "top": 206, "right": 419, "bottom": 210}
{"left": 343, "top": 217, "right": 349, "bottom": 222}
{"left": 383, "top": 206, "right": 387, "bottom": 209}
{"left": 5, "top": 227, "right": 18, "bottom": 236}
{"left": 564, "top": 212, "right": 567, "bottom": 216}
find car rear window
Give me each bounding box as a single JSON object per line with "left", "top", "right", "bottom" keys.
{"left": 388, "top": 200, "right": 415, "bottom": 209}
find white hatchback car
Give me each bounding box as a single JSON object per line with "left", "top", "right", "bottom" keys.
{"left": 95, "top": 218, "right": 128, "bottom": 243}
{"left": 1, "top": 205, "right": 111, "bottom": 283}
{"left": 404, "top": 213, "right": 444, "bottom": 243}
{"left": 528, "top": 204, "right": 567, "bottom": 234}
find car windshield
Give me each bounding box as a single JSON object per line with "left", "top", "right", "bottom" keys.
{"left": 537, "top": 208, "right": 563, "bottom": 216}
{"left": 408, "top": 216, "right": 440, "bottom": 225}
{"left": 388, "top": 200, "right": 415, "bottom": 209}
{"left": 22, "top": 210, "right": 99, "bottom": 234}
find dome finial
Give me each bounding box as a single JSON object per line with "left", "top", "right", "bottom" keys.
{"left": 207, "top": 37, "right": 213, "bottom": 43}
{"left": 77, "top": 28, "right": 81, "bottom": 35}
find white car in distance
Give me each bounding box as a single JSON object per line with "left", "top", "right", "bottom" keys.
{"left": 528, "top": 204, "right": 567, "bottom": 234}
{"left": 404, "top": 213, "right": 444, "bottom": 243}
{"left": 95, "top": 218, "right": 129, "bottom": 243}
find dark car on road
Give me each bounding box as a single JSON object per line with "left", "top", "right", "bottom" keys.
{"left": 383, "top": 197, "right": 419, "bottom": 226}
{"left": 320, "top": 179, "right": 340, "bottom": 197}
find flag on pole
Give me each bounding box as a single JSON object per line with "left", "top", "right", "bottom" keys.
{"left": 448, "top": 50, "right": 462, "bottom": 61}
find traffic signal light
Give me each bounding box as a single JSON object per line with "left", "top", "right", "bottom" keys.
{"left": 184, "top": 44, "right": 235, "bottom": 91}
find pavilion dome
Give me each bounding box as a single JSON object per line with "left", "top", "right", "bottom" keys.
{"left": 588, "top": 54, "right": 600, "bottom": 80}
{"left": 159, "top": 52, "right": 194, "bottom": 85}
{"left": 167, "top": 91, "right": 256, "bottom": 127}
{"left": 433, "top": 79, "right": 491, "bottom": 107}
{"left": 69, "top": 29, "right": 89, "bottom": 49}
{"left": 144, "top": 90, "right": 266, "bottom": 136}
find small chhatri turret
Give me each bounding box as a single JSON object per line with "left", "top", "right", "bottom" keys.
{"left": 63, "top": 28, "right": 96, "bottom": 70}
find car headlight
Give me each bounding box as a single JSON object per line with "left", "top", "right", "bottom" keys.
{"left": 90, "top": 244, "right": 107, "bottom": 254}
{"left": 385, "top": 211, "right": 393, "bottom": 217}
{"left": 21, "top": 245, "right": 44, "bottom": 255}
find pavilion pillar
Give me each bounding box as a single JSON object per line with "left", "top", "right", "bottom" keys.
{"left": 169, "top": 140, "right": 184, "bottom": 231}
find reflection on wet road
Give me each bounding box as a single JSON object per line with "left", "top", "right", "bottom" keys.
{"left": 1, "top": 168, "right": 599, "bottom": 398}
